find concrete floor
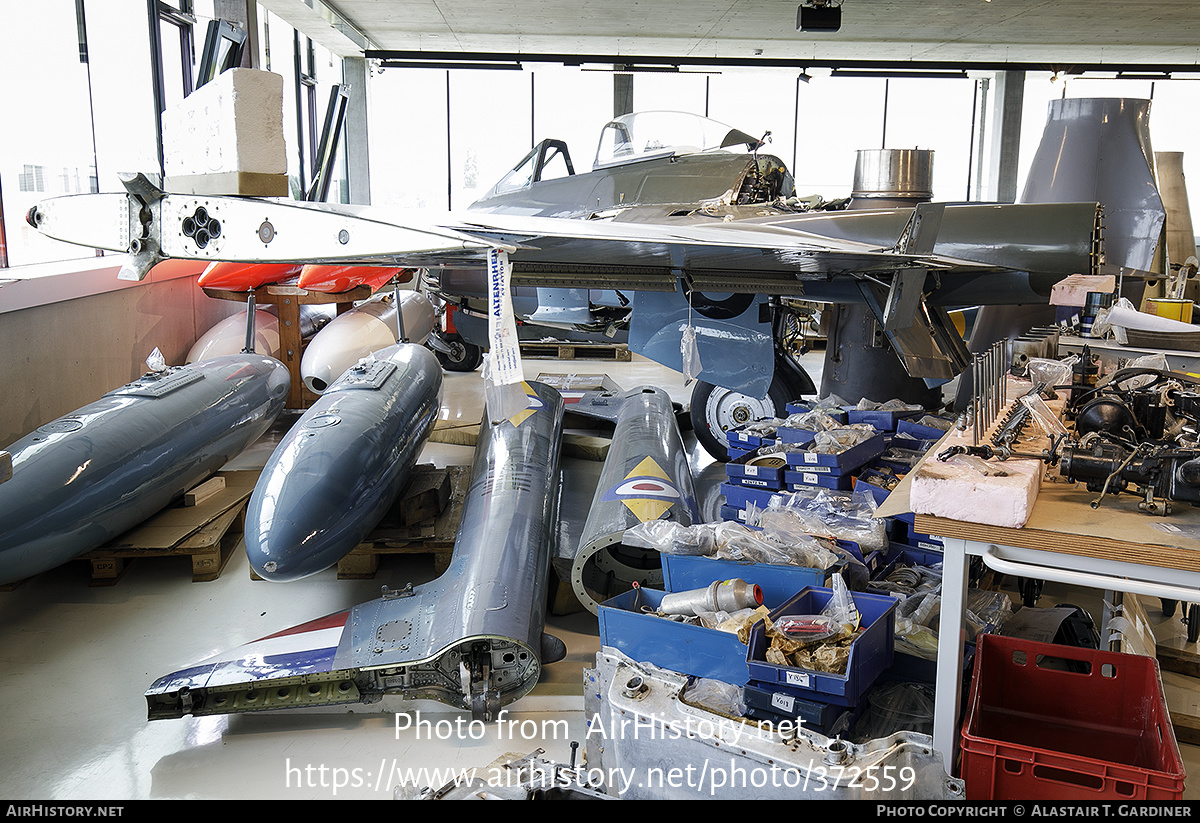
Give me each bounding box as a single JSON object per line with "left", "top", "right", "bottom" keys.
{"left": 1, "top": 349, "right": 1199, "bottom": 800}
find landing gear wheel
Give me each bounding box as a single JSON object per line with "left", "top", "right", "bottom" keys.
{"left": 690, "top": 374, "right": 796, "bottom": 462}
{"left": 1162, "top": 599, "right": 1178, "bottom": 618}
{"left": 1188, "top": 604, "right": 1200, "bottom": 644}
{"left": 433, "top": 334, "right": 483, "bottom": 372}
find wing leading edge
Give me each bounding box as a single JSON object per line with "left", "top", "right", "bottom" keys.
{"left": 26, "top": 175, "right": 1102, "bottom": 293}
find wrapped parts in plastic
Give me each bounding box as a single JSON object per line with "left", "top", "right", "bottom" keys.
{"left": 622, "top": 518, "right": 844, "bottom": 570}
{"left": 737, "top": 418, "right": 784, "bottom": 438}
{"left": 913, "top": 415, "right": 953, "bottom": 432}
{"left": 781, "top": 409, "right": 843, "bottom": 434}
{"left": 644, "top": 604, "right": 769, "bottom": 638}
{"left": 1027, "top": 356, "right": 1077, "bottom": 391}
{"left": 852, "top": 682, "right": 935, "bottom": 742}
{"left": 623, "top": 520, "right": 716, "bottom": 556}
{"left": 877, "top": 445, "right": 927, "bottom": 470}
{"left": 761, "top": 573, "right": 861, "bottom": 674}
{"left": 824, "top": 573, "right": 861, "bottom": 634}
{"left": 811, "top": 425, "right": 878, "bottom": 454}
{"left": 855, "top": 398, "right": 924, "bottom": 413}
{"left": 1114, "top": 353, "right": 1170, "bottom": 391}
{"left": 749, "top": 487, "right": 888, "bottom": 553}
{"left": 762, "top": 614, "right": 857, "bottom": 675}
{"left": 682, "top": 677, "right": 747, "bottom": 718}
{"left": 894, "top": 586, "right": 1014, "bottom": 660}
{"left": 870, "top": 562, "right": 943, "bottom": 598}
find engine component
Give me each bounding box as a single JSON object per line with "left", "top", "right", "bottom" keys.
{"left": 658, "top": 579, "right": 763, "bottom": 616}
{"left": 1059, "top": 438, "right": 1200, "bottom": 514}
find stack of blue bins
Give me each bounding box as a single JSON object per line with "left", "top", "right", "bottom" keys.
{"left": 743, "top": 585, "right": 899, "bottom": 737}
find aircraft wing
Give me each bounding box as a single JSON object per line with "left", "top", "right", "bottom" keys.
{"left": 26, "top": 174, "right": 1101, "bottom": 290}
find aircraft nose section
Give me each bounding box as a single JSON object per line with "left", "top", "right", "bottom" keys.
{"left": 244, "top": 516, "right": 333, "bottom": 581}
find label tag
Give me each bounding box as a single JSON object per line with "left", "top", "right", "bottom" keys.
{"left": 483, "top": 248, "right": 527, "bottom": 423}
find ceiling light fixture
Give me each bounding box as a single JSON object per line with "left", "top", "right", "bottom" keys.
{"left": 797, "top": 1, "right": 842, "bottom": 33}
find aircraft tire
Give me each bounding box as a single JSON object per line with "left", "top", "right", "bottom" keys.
{"left": 690, "top": 373, "right": 798, "bottom": 462}
{"left": 433, "top": 334, "right": 483, "bottom": 372}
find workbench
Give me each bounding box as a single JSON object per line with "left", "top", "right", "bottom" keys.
{"left": 880, "top": 446, "right": 1200, "bottom": 774}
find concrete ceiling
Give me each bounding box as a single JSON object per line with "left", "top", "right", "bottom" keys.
{"left": 259, "top": 0, "right": 1200, "bottom": 69}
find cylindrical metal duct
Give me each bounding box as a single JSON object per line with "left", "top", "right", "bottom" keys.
{"left": 570, "top": 387, "right": 699, "bottom": 614}
{"left": 852, "top": 149, "right": 935, "bottom": 207}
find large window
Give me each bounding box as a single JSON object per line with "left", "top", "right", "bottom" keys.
{"left": 259, "top": 11, "right": 346, "bottom": 202}
{"left": 0, "top": 2, "right": 100, "bottom": 267}
{"left": 367, "top": 64, "right": 613, "bottom": 211}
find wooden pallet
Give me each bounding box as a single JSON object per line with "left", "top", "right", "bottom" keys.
{"left": 336, "top": 465, "right": 469, "bottom": 579}
{"left": 79, "top": 470, "right": 258, "bottom": 585}
{"left": 519, "top": 341, "right": 631, "bottom": 361}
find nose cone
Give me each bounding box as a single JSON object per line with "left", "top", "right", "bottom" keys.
{"left": 244, "top": 513, "right": 337, "bottom": 582}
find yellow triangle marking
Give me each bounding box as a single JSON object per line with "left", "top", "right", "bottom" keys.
{"left": 628, "top": 456, "right": 669, "bottom": 481}
{"left": 623, "top": 498, "right": 674, "bottom": 522}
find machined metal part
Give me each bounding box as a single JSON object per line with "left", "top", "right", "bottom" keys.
{"left": 584, "top": 649, "right": 965, "bottom": 800}
{"left": 146, "top": 382, "right": 568, "bottom": 721}
{"left": 1060, "top": 439, "right": 1200, "bottom": 513}
{"left": 658, "top": 578, "right": 763, "bottom": 617}
{"left": 0, "top": 354, "right": 290, "bottom": 585}
{"left": 570, "top": 386, "right": 699, "bottom": 614}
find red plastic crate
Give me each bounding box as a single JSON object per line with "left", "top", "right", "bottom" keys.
{"left": 961, "top": 634, "right": 1185, "bottom": 801}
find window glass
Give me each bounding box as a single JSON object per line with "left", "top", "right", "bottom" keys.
{"left": 794, "top": 76, "right": 887, "bottom": 197}
{"left": 629, "top": 71, "right": 708, "bottom": 118}
{"left": 1019, "top": 73, "right": 1200, "bottom": 245}
{"left": 0, "top": 2, "right": 99, "bottom": 266}
{"left": 882, "top": 77, "right": 976, "bottom": 202}
{"left": 367, "top": 68, "right": 449, "bottom": 210}
{"left": 531, "top": 65, "right": 613, "bottom": 171}
{"left": 706, "top": 69, "right": 797, "bottom": 178}
{"left": 448, "top": 70, "right": 533, "bottom": 209}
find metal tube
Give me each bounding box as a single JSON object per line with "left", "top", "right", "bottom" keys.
{"left": 658, "top": 579, "right": 763, "bottom": 616}
{"left": 571, "top": 386, "right": 700, "bottom": 614}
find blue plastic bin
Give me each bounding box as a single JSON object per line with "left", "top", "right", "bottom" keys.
{"left": 746, "top": 586, "right": 898, "bottom": 706}
{"left": 598, "top": 587, "right": 753, "bottom": 685}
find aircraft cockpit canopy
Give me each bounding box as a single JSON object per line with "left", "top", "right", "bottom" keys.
{"left": 592, "top": 111, "right": 762, "bottom": 171}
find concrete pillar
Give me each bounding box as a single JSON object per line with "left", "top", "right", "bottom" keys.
{"left": 614, "top": 72, "right": 633, "bottom": 117}
{"left": 987, "top": 71, "right": 1024, "bottom": 204}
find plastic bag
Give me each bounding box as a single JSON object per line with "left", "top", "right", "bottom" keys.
{"left": 146, "top": 347, "right": 167, "bottom": 372}
{"left": 682, "top": 677, "right": 747, "bottom": 718}
{"left": 753, "top": 487, "right": 888, "bottom": 553}
{"left": 852, "top": 682, "right": 935, "bottom": 742}
{"left": 1027, "top": 356, "right": 1076, "bottom": 390}
{"left": 623, "top": 520, "right": 716, "bottom": 556}
{"left": 712, "top": 520, "right": 835, "bottom": 568}
{"left": 681, "top": 323, "right": 702, "bottom": 383}
{"left": 1115, "top": 353, "right": 1170, "bottom": 391}
{"left": 822, "top": 573, "right": 860, "bottom": 635}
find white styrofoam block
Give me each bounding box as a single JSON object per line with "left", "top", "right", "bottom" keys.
{"left": 163, "top": 69, "right": 285, "bottom": 177}
{"left": 909, "top": 456, "right": 1041, "bottom": 529}
{"left": 1049, "top": 274, "right": 1117, "bottom": 307}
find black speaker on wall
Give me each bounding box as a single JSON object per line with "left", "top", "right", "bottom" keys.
{"left": 797, "top": 5, "right": 842, "bottom": 32}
